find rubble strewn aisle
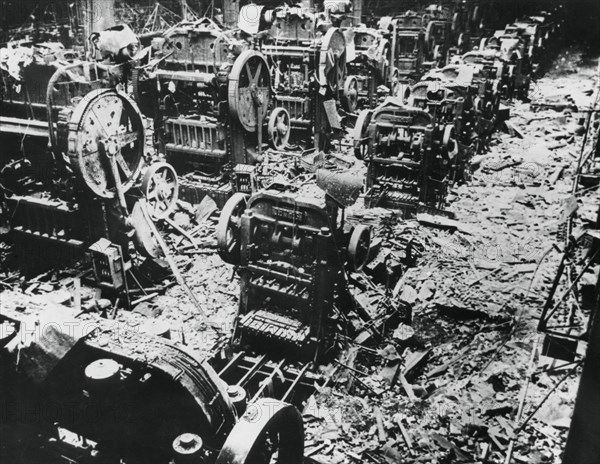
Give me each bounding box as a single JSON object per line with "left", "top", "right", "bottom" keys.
{"left": 298, "top": 48, "right": 599, "bottom": 463}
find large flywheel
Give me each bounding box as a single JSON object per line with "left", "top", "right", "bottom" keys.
{"left": 229, "top": 50, "right": 272, "bottom": 133}
{"left": 318, "top": 28, "right": 347, "bottom": 92}
{"left": 67, "top": 88, "right": 145, "bottom": 199}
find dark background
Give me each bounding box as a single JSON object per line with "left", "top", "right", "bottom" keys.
{"left": 0, "top": 0, "right": 599, "bottom": 46}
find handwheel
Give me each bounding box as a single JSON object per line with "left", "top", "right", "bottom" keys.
{"left": 141, "top": 162, "right": 179, "bottom": 220}
{"left": 67, "top": 88, "right": 145, "bottom": 199}
{"left": 348, "top": 225, "right": 371, "bottom": 272}
{"left": 267, "top": 107, "right": 290, "bottom": 150}
{"left": 353, "top": 109, "right": 373, "bottom": 160}
{"left": 216, "top": 193, "right": 249, "bottom": 265}
{"left": 341, "top": 76, "right": 359, "bottom": 113}
{"left": 215, "top": 399, "right": 303, "bottom": 464}
{"left": 229, "top": 50, "right": 272, "bottom": 133}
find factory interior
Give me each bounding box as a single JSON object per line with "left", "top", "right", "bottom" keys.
{"left": 0, "top": 0, "right": 599, "bottom": 463}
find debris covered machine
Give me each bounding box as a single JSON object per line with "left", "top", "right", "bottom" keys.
{"left": 0, "top": 292, "right": 305, "bottom": 464}
{"left": 353, "top": 99, "right": 461, "bottom": 214}
{"left": 136, "top": 17, "right": 289, "bottom": 206}
{"left": 216, "top": 180, "right": 372, "bottom": 363}
{"left": 243, "top": 2, "right": 350, "bottom": 150}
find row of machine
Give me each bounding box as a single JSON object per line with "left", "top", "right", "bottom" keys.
{"left": 0, "top": 1, "right": 565, "bottom": 463}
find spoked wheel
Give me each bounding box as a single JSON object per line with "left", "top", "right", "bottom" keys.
{"left": 215, "top": 399, "right": 304, "bottom": 464}
{"left": 377, "top": 39, "right": 391, "bottom": 80}
{"left": 341, "top": 76, "right": 359, "bottom": 112}
{"left": 318, "top": 28, "right": 347, "bottom": 93}
{"left": 141, "top": 162, "right": 179, "bottom": 220}
{"left": 216, "top": 193, "right": 249, "bottom": 265}
{"left": 267, "top": 107, "right": 290, "bottom": 150}
{"left": 229, "top": 50, "right": 272, "bottom": 133}
{"left": 348, "top": 225, "right": 371, "bottom": 272}
{"left": 353, "top": 109, "right": 373, "bottom": 160}
{"left": 67, "top": 89, "right": 145, "bottom": 199}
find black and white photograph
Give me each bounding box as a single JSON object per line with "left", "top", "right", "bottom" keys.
{"left": 0, "top": 1, "right": 598, "bottom": 463}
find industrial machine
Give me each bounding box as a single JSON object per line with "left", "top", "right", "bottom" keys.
{"left": 0, "top": 30, "right": 177, "bottom": 292}
{"left": 420, "top": 4, "right": 455, "bottom": 69}
{"left": 480, "top": 27, "right": 532, "bottom": 101}
{"left": 353, "top": 99, "right": 460, "bottom": 213}
{"left": 0, "top": 39, "right": 139, "bottom": 263}
{"left": 410, "top": 60, "right": 503, "bottom": 153}
{"left": 137, "top": 17, "right": 289, "bottom": 207}
{"left": 408, "top": 69, "right": 478, "bottom": 168}
{"left": 216, "top": 182, "right": 372, "bottom": 362}
{"left": 344, "top": 24, "right": 390, "bottom": 109}
{"left": 324, "top": 0, "right": 389, "bottom": 110}
{"left": 379, "top": 11, "right": 427, "bottom": 93}
{"left": 0, "top": 293, "right": 305, "bottom": 464}
{"left": 250, "top": 3, "right": 350, "bottom": 150}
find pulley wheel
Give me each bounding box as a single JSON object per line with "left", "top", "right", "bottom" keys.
{"left": 353, "top": 109, "right": 373, "bottom": 160}
{"left": 215, "top": 399, "right": 304, "bottom": 464}
{"left": 318, "top": 28, "right": 347, "bottom": 92}
{"left": 443, "top": 125, "right": 458, "bottom": 159}
{"left": 452, "top": 12, "right": 459, "bottom": 33}
{"left": 433, "top": 45, "right": 442, "bottom": 63}
{"left": 348, "top": 225, "right": 371, "bottom": 272}
{"left": 67, "top": 88, "right": 145, "bottom": 199}
{"left": 141, "top": 162, "right": 179, "bottom": 220}
{"left": 267, "top": 107, "right": 290, "bottom": 150}
{"left": 229, "top": 50, "right": 271, "bottom": 133}
{"left": 377, "top": 40, "right": 391, "bottom": 79}
{"left": 216, "top": 193, "right": 249, "bottom": 265}
{"left": 341, "top": 76, "right": 359, "bottom": 113}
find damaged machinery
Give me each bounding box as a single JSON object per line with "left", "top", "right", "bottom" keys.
{"left": 246, "top": 3, "right": 350, "bottom": 150}
{"left": 0, "top": 28, "right": 176, "bottom": 295}
{"left": 353, "top": 99, "right": 461, "bottom": 213}
{"left": 216, "top": 179, "right": 372, "bottom": 363}
{"left": 0, "top": 293, "right": 305, "bottom": 464}
{"left": 136, "top": 18, "right": 288, "bottom": 206}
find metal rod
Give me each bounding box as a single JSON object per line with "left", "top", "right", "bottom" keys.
{"left": 236, "top": 355, "right": 268, "bottom": 388}
{"left": 281, "top": 363, "right": 311, "bottom": 403}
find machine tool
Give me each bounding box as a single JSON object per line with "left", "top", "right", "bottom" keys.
{"left": 136, "top": 17, "right": 288, "bottom": 207}
{"left": 216, "top": 182, "right": 372, "bottom": 363}
{"left": 353, "top": 99, "right": 460, "bottom": 214}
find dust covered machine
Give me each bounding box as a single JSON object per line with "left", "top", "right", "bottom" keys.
{"left": 136, "top": 18, "right": 287, "bottom": 206}
{"left": 408, "top": 64, "right": 485, "bottom": 157}
{"left": 0, "top": 31, "right": 155, "bottom": 268}
{"left": 378, "top": 11, "right": 427, "bottom": 92}
{"left": 216, "top": 182, "right": 372, "bottom": 363}
{"left": 0, "top": 294, "right": 305, "bottom": 464}
{"left": 243, "top": 3, "right": 350, "bottom": 151}
{"left": 479, "top": 27, "right": 532, "bottom": 101}
{"left": 344, "top": 22, "right": 390, "bottom": 109}
{"left": 353, "top": 99, "right": 461, "bottom": 214}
